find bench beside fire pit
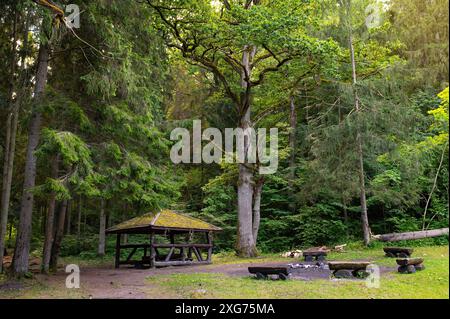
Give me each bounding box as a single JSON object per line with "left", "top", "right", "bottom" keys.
{"left": 248, "top": 266, "right": 291, "bottom": 280}
{"left": 396, "top": 258, "right": 425, "bottom": 274}
{"left": 383, "top": 247, "right": 413, "bottom": 258}
{"left": 248, "top": 262, "right": 328, "bottom": 280}
{"left": 328, "top": 261, "right": 371, "bottom": 279}
{"left": 303, "top": 249, "right": 330, "bottom": 262}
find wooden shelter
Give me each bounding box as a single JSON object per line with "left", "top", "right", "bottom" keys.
{"left": 106, "top": 210, "right": 222, "bottom": 268}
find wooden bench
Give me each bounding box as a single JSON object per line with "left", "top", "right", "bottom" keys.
{"left": 248, "top": 266, "right": 291, "bottom": 280}
{"left": 396, "top": 258, "right": 425, "bottom": 274}
{"left": 328, "top": 261, "right": 371, "bottom": 279}
{"left": 383, "top": 247, "right": 413, "bottom": 258}
{"left": 303, "top": 250, "right": 329, "bottom": 262}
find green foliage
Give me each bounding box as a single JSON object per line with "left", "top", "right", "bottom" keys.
{"left": 1, "top": 0, "right": 448, "bottom": 263}
{"left": 290, "top": 204, "right": 349, "bottom": 248}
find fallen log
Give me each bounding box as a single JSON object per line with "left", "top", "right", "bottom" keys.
{"left": 372, "top": 228, "right": 449, "bottom": 242}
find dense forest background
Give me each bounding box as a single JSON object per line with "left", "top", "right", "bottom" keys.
{"left": 0, "top": 0, "right": 448, "bottom": 276}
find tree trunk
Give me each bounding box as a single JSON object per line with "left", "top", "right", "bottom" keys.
{"left": 83, "top": 204, "right": 87, "bottom": 233}
{"left": 373, "top": 228, "right": 449, "bottom": 242}
{"left": 50, "top": 200, "right": 68, "bottom": 272}
{"left": 77, "top": 195, "right": 82, "bottom": 238}
{"left": 288, "top": 95, "right": 297, "bottom": 213}
{"left": 236, "top": 44, "right": 257, "bottom": 257}
{"left": 237, "top": 161, "right": 256, "bottom": 256}
{"left": 0, "top": 9, "right": 19, "bottom": 273}
{"left": 252, "top": 178, "right": 263, "bottom": 243}
{"left": 0, "top": 114, "right": 12, "bottom": 273}
{"left": 66, "top": 200, "right": 71, "bottom": 235}
{"left": 12, "top": 43, "right": 49, "bottom": 276}
{"left": 98, "top": 198, "right": 106, "bottom": 256}
{"left": 349, "top": 32, "right": 371, "bottom": 246}
{"left": 41, "top": 155, "right": 59, "bottom": 273}
{"left": 422, "top": 140, "right": 448, "bottom": 230}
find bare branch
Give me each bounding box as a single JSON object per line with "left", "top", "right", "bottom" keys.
{"left": 251, "top": 57, "right": 293, "bottom": 86}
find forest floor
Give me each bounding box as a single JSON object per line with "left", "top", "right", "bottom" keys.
{"left": 0, "top": 245, "right": 448, "bottom": 299}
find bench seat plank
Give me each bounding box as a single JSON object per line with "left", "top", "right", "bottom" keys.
{"left": 396, "top": 258, "right": 423, "bottom": 266}
{"left": 328, "top": 261, "right": 370, "bottom": 270}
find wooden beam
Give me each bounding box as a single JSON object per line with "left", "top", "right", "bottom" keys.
{"left": 115, "top": 233, "right": 121, "bottom": 269}
{"left": 152, "top": 243, "right": 212, "bottom": 248}
{"left": 150, "top": 232, "right": 156, "bottom": 268}
{"left": 165, "top": 247, "right": 175, "bottom": 262}
{"left": 328, "top": 261, "right": 371, "bottom": 270}
{"left": 154, "top": 260, "right": 211, "bottom": 267}
{"left": 192, "top": 246, "right": 203, "bottom": 261}
{"left": 207, "top": 231, "right": 212, "bottom": 262}
{"left": 125, "top": 247, "right": 137, "bottom": 262}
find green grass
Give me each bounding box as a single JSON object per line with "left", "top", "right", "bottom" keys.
{"left": 1, "top": 245, "right": 448, "bottom": 299}
{"left": 0, "top": 276, "right": 86, "bottom": 299}
{"left": 145, "top": 245, "right": 449, "bottom": 299}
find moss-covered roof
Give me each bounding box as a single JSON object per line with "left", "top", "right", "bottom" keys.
{"left": 106, "top": 210, "right": 222, "bottom": 233}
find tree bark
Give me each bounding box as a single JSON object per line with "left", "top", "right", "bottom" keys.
{"left": 0, "top": 8, "right": 19, "bottom": 273}
{"left": 50, "top": 200, "right": 68, "bottom": 272}
{"left": 236, "top": 44, "right": 257, "bottom": 257}
{"left": 349, "top": 31, "right": 371, "bottom": 246}
{"left": 373, "top": 228, "right": 449, "bottom": 242}
{"left": 66, "top": 200, "right": 71, "bottom": 235}
{"left": 12, "top": 42, "right": 49, "bottom": 276}
{"left": 77, "top": 195, "right": 82, "bottom": 238}
{"left": 0, "top": 114, "right": 12, "bottom": 273}
{"left": 41, "top": 155, "right": 59, "bottom": 273}
{"left": 422, "top": 140, "right": 448, "bottom": 230}
{"left": 288, "top": 95, "right": 297, "bottom": 213}
{"left": 98, "top": 198, "right": 106, "bottom": 256}
{"left": 252, "top": 178, "right": 263, "bottom": 243}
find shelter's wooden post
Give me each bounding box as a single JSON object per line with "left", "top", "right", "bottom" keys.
{"left": 115, "top": 233, "right": 121, "bottom": 269}
{"left": 150, "top": 232, "right": 156, "bottom": 268}
{"left": 169, "top": 232, "right": 176, "bottom": 256}
{"left": 187, "top": 230, "right": 193, "bottom": 260}
{"left": 206, "top": 231, "right": 212, "bottom": 262}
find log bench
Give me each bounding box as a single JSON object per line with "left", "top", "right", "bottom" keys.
{"left": 396, "top": 258, "right": 425, "bottom": 274}
{"left": 303, "top": 250, "right": 329, "bottom": 262}
{"left": 383, "top": 247, "right": 413, "bottom": 258}
{"left": 248, "top": 266, "right": 291, "bottom": 280}
{"left": 328, "top": 261, "right": 371, "bottom": 279}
